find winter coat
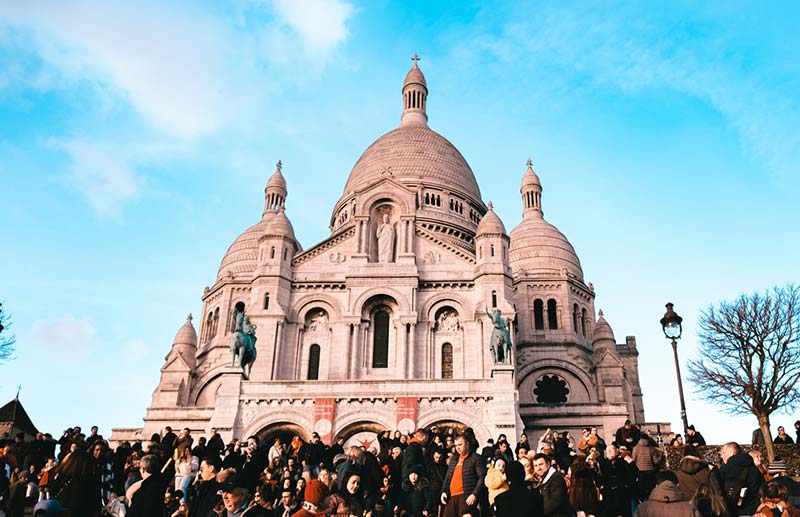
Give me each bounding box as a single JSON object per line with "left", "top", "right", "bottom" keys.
{"left": 719, "top": 452, "right": 764, "bottom": 516}
{"left": 323, "top": 492, "right": 367, "bottom": 517}
{"left": 634, "top": 481, "right": 698, "bottom": 517}
{"left": 538, "top": 470, "right": 572, "bottom": 517}
{"left": 485, "top": 466, "right": 509, "bottom": 505}
{"left": 632, "top": 439, "right": 656, "bottom": 472}
{"left": 674, "top": 456, "right": 721, "bottom": 500}
{"left": 494, "top": 486, "right": 544, "bottom": 517}
{"left": 400, "top": 478, "right": 431, "bottom": 517}
{"left": 441, "top": 452, "right": 486, "bottom": 499}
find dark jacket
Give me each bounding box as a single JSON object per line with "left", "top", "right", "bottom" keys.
{"left": 494, "top": 485, "right": 544, "bottom": 517}
{"left": 674, "top": 456, "right": 721, "bottom": 500}
{"left": 441, "top": 452, "right": 486, "bottom": 499}
{"left": 401, "top": 478, "right": 431, "bottom": 517}
{"left": 599, "top": 457, "right": 636, "bottom": 517}
{"left": 402, "top": 440, "right": 426, "bottom": 479}
{"left": 634, "top": 480, "right": 698, "bottom": 517}
{"left": 127, "top": 474, "right": 166, "bottom": 517}
{"left": 426, "top": 457, "right": 448, "bottom": 512}
{"left": 719, "top": 452, "right": 764, "bottom": 516}
{"left": 538, "top": 470, "right": 572, "bottom": 517}
{"left": 188, "top": 479, "right": 221, "bottom": 517}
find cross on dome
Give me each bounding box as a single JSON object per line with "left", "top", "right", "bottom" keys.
{"left": 411, "top": 53, "right": 420, "bottom": 66}
{"left": 276, "top": 160, "right": 282, "bottom": 171}
{"left": 527, "top": 158, "right": 533, "bottom": 168}
{"left": 187, "top": 313, "right": 193, "bottom": 321}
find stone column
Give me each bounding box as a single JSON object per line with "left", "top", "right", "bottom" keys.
{"left": 488, "top": 364, "right": 521, "bottom": 442}
{"left": 208, "top": 366, "right": 243, "bottom": 443}
{"left": 408, "top": 323, "right": 416, "bottom": 379}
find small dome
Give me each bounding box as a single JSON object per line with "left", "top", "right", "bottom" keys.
{"left": 593, "top": 310, "right": 616, "bottom": 344}
{"left": 267, "top": 167, "right": 287, "bottom": 192}
{"left": 173, "top": 314, "right": 197, "bottom": 347}
{"left": 476, "top": 202, "right": 507, "bottom": 237}
{"left": 509, "top": 217, "right": 583, "bottom": 280}
{"left": 404, "top": 63, "right": 427, "bottom": 89}
{"left": 263, "top": 209, "right": 296, "bottom": 239}
{"left": 521, "top": 159, "right": 541, "bottom": 189}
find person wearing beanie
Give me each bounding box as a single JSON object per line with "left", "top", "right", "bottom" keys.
{"left": 399, "top": 464, "right": 431, "bottom": 517}
{"left": 291, "top": 479, "right": 330, "bottom": 517}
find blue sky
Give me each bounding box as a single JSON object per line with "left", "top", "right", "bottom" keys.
{"left": 1, "top": 1, "right": 798, "bottom": 444}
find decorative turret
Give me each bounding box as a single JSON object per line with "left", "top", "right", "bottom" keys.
{"left": 592, "top": 310, "right": 617, "bottom": 348}
{"left": 263, "top": 160, "right": 287, "bottom": 215}
{"left": 151, "top": 314, "right": 197, "bottom": 409}
{"left": 401, "top": 54, "right": 428, "bottom": 128}
{"left": 521, "top": 158, "right": 542, "bottom": 217}
{"left": 168, "top": 314, "right": 197, "bottom": 370}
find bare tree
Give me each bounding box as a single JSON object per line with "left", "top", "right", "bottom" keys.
{"left": 688, "top": 285, "right": 800, "bottom": 460}
{"left": 0, "top": 302, "right": 15, "bottom": 362}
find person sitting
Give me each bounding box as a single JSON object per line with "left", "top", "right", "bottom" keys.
{"left": 774, "top": 427, "right": 794, "bottom": 445}
{"left": 634, "top": 471, "right": 697, "bottom": 517}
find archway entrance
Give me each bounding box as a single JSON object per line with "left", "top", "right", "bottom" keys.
{"left": 335, "top": 421, "right": 388, "bottom": 454}
{"left": 254, "top": 422, "right": 309, "bottom": 447}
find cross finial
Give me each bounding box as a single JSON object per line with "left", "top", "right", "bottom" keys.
{"left": 187, "top": 313, "right": 193, "bottom": 322}
{"left": 526, "top": 158, "right": 532, "bottom": 168}
{"left": 411, "top": 54, "right": 420, "bottom": 66}
{"left": 598, "top": 309, "right": 604, "bottom": 317}
{"left": 487, "top": 200, "right": 493, "bottom": 210}
{"left": 276, "top": 160, "right": 282, "bottom": 172}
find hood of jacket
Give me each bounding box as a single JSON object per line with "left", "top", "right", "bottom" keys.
{"left": 678, "top": 456, "right": 708, "bottom": 475}
{"left": 648, "top": 481, "right": 687, "bottom": 503}
{"left": 726, "top": 452, "right": 755, "bottom": 470}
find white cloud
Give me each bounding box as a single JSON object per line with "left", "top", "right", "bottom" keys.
{"left": 30, "top": 318, "right": 96, "bottom": 353}
{"left": 50, "top": 138, "right": 141, "bottom": 217}
{"left": 271, "top": 0, "right": 354, "bottom": 55}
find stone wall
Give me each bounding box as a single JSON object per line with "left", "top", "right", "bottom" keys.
{"left": 664, "top": 444, "right": 800, "bottom": 475}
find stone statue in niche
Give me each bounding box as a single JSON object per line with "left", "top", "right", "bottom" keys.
{"left": 486, "top": 308, "right": 512, "bottom": 364}
{"left": 376, "top": 214, "right": 395, "bottom": 263}
{"left": 307, "top": 311, "right": 328, "bottom": 333}
{"left": 436, "top": 310, "right": 460, "bottom": 332}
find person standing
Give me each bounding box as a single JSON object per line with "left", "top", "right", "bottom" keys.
{"left": 719, "top": 442, "right": 764, "bottom": 517}
{"left": 440, "top": 435, "right": 486, "bottom": 517}
{"left": 632, "top": 437, "right": 657, "bottom": 501}
{"left": 494, "top": 461, "right": 543, "bottom": 517}
{"left": 532, "top": 453, "right": 572, "bottom": 517}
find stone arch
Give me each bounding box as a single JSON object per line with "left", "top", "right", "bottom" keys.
{"left": 289, "top": 294, "right": 345, "bottom": 322}
{"left": 252, "top": 421, "right": 310, "bottom": 446}
{"left": 518, "top": 359, "right": 597, "bottom": 404}
{"left": 417, "top": 408, "right": 492, "bottom": 444}
{"left": 352, "top": 287, "right": 411, "bottom": 316}
{"left": 359, "top": 184, "right": 412, "bottom": 216}
{"left": 193, "top": 373, "right": 223, "bottom": 407}
{"left": 191, "top": 366, "right": 229, "bottom": 406}
{"left": 332, "top": 402, "right": 396, "bottom": 439}
{"left": 242, "top": 408, "right": 314, "bottom": 442}
{"left": 421, "top": 292, "right": 474, "bottom": 323}
{"left": 333, "top": 420, "right": 390, "bottom": 443}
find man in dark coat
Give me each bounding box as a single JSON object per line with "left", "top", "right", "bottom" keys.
{"left": 426, "top": 448, "right": 448, "bottom": 516}
{"left": 532, "top": 453, "right": 572, "bottom": 517}
{"left": 494, "top": 461, "right": 543, "bottom": 517}
{"left": 440, "top": 435, "right": 486, "bottom": 517}
{"left": 403, "top": 429, "right": 429, "bottom": 480}
{"left": 188, "top": 455, "right": 222, "bottom": 517}
{"left": 206, "top": 428, "right": 224, "bottom": 459}
{"left": 719, "top": 442, "right": 764, "bottom": 516}
{"left": 615, "top": 420, "right": 641, "bottom": 450}
{"left": 127, "top": 454, "right": 167, "bottom": 517}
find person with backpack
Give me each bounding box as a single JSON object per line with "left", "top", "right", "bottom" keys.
{"left": 719, "top": 442, "right": 764, "bottom": 517}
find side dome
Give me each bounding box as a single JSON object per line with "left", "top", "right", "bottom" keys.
{"left": 476, "top": 202, "right": 506, "bottom": 237}
{"left": 509, "top": 217, "right": 583, "bottom": 280}
{"left": 593, "top": 310, "right": 616, "bottom": 344}
{"left": 172, "top": 314, "right": 197, "bottom": 347}
{"left": 217, "top": 217, "right": 272, "bottom": 280}
{"left": 263, "top": 209, "right": 295, "bottom": 239}
{"left": 341, "top": 125, "right": 482, "bottom": 203}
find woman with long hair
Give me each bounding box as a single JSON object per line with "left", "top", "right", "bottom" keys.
{"left": 692, "top": 483, "right": 730, "bottom": 517}
{"left": 324, "top": 471, "right": 369, "bottom": 517}
{"left": 174, "top": 446, "right": 198, "bottom": 500}
{"left": 569, "top": 456, "right": 600, "bottom": 517}
{"left": 50, "top": 449, "right": 102, "bottom": 517}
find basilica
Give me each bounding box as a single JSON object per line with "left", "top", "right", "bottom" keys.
{"left": 112, "top": 59, "right": 646, "bottom": 448}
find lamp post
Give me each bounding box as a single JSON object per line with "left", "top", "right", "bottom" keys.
{"left": 660, "top": 302, "right": 689, "bottom": 437}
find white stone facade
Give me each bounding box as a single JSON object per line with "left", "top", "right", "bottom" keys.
{"left": 112, "top": 61, "right": 646, "bottom": 447}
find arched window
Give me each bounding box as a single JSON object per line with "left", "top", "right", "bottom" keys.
{"left": 212, "top": 308, "right": 219, "bottom": 337}
{"left": 533, "top": 299, "right": 544, "bottom": 330}
{"left": 581, "top": 308, "right": 587, "bottom": 337}
{"left": 534, "top": 374, "right": 570, "bottom": 404}
{"left": 572, "top": 304, "right": 579, "bottom": 332}
{"left": 492, "top": 291, "right": 498, "bottom": 309}
{"left": 490, "top": 244, "right": 495, "bottom": 257}
{"left": 547, "top": 299, "right": 558, "bottom": 329}
{"left": 441, "top": 343, "right": 453, "bottom": 379}
{"left": 372, "top": 310, "right": 390, "bottom": 368}
{"left": 264, "top": 293, "right": 270, "bottom": 310}
{"left": 307, "top": 344, "right": 321, "bottom": 380}
{"left": 270, "top": 246, "right": 275, "bottom": 259}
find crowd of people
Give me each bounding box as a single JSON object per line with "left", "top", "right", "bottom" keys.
{"left": 0, "top": 420, "right": 799, "bottom": 517}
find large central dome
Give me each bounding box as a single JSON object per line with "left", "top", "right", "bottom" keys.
{"left": 339, "top": 60, "right": 482, "bottom": 205}
{"left": 342, "top": 125, "right": 482, "bottom": 202}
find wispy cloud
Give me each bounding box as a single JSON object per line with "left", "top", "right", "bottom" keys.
{"left": 0, "top": 0, "right": 355, "bottom": 214}
{"left": 30, "top": 318, "right": 96, "bottom": 354}
{"left": 452, "top": 3, "right": 800, "bottom": 182}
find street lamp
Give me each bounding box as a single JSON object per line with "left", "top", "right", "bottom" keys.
{"left": 660, "top": 302, "right": 689, "bottom": 436}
